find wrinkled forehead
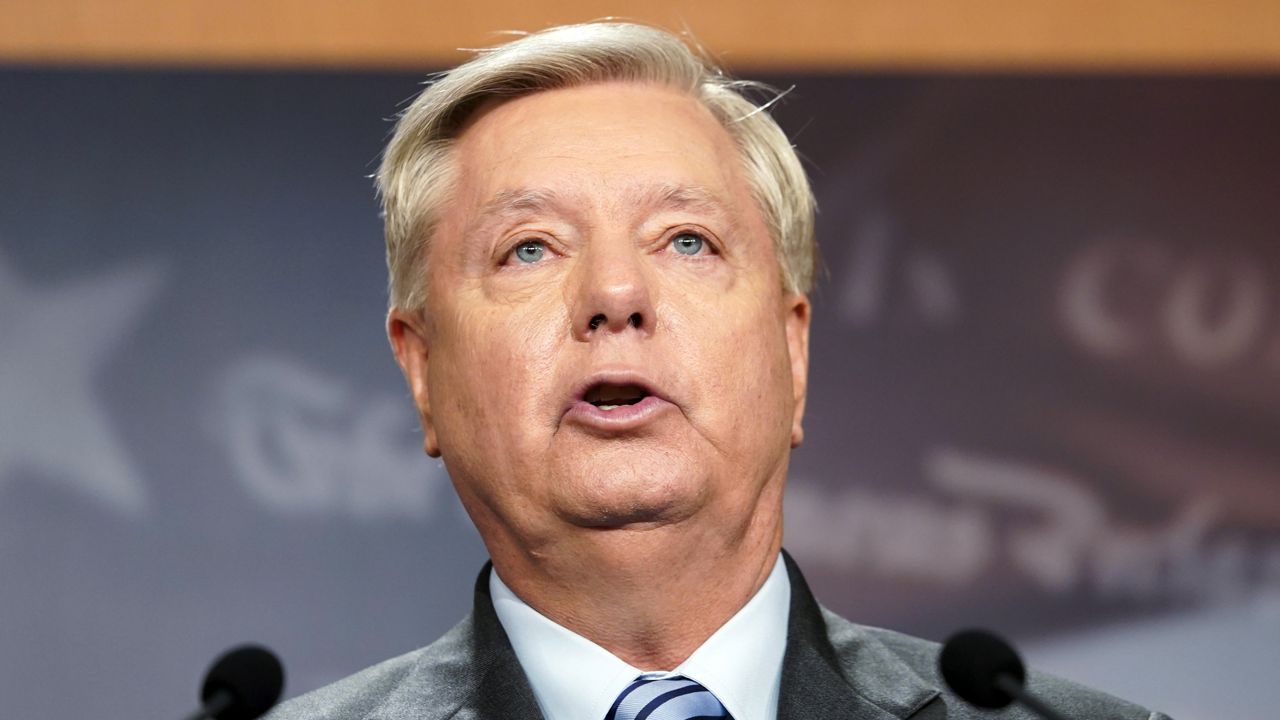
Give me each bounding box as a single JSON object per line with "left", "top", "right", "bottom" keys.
{"left": 457, "top": 81, "right": 734, "bottom": 154}
{"left": 445, "top": 81, "right": 754, "bottom": 222}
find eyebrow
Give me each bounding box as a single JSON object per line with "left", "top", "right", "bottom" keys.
{"left": 474, "top": 183, "right": 733, "bottom": 228}
{"left": 644, "top": 183, "right": 731, "bottom": 215}
{"left": 480, "top": 187, "right": 564, "bottom": 218}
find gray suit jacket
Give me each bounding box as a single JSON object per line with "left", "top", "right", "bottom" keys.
{"left": 268, "top": 554, "right": 1170, "bottom": 719}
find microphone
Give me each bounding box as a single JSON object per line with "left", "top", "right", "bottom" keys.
{"left": 181, "top": 644, "right": 285, "bottom": 720}
{"left": 939, "top": 629, "right": 1067, "bottom": 720}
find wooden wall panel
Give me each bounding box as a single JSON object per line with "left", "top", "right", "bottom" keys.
{"left": 1, "top": 0, "right": 1278, "bottom": 71}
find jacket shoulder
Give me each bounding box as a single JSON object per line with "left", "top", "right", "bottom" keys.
{"left": 264, "top": 615, "right": 478, "bottom": 720}
{"left": 820, "top": 608, "right": 1169, "bottom": 720}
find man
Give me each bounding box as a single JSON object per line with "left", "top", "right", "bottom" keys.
{"left": 269, "top": 22, "right": 1168, "bottom": 720}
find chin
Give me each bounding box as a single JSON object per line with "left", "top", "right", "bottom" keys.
{"left": 552, "top": 456, "right": 709, "bottom": 529}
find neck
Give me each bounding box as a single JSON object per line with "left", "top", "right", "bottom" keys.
{"left": 490, "top": 506, "right": 784, "bottom": 670}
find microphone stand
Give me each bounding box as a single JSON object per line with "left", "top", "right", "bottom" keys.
{"left": 992, "top": 672, "right": 1069, "bottom": 720}
{"left": 180, "top": 688, "right": 234, "bottom": 720}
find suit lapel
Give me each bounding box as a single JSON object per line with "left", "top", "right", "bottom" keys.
{"left": 367, "top": 556, "right": 939, "bottom": 720}
{"left": 462, "top": 564, "right": 546, "bottom": 719}
{"left": 364, "top": 563, "right": 544, "bottom": 720}
{"left": 778, "top": 552, "right": 940, "bottom": 720}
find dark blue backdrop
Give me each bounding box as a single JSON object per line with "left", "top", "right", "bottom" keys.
{"left": 2, "top": 68, "right": 1277, "bottom": 719}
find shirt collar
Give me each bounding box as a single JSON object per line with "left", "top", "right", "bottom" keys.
{"left": 490, "top": 554, "right": 790, "bottom": 720}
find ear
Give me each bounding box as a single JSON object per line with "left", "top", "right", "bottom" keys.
{"left": 784, "top": 293, "right": 811, "bottom": 448}
{"left": 387, "top": 308, "right": 441, "bottom": 457}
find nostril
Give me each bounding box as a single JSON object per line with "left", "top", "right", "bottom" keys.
{"left": 589, "top": 314, "right": 606, "bottom": 330}
{"left": 627, "top": 312, "right": 642, "bottom": 328}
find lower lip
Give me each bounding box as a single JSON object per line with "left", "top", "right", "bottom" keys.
{"left": 563, "top": 395, "right": 672, "bottom": 432}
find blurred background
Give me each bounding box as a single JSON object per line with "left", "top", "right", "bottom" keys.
{"left": 2, "top": 1, "right": 1278, "bottom": 718}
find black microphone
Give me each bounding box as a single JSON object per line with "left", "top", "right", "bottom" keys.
{"left": 181, "top": 644, "right": 285, "bottom": 720}
{"left": 939, "top": 629, "right": 1067, "bottom": 720}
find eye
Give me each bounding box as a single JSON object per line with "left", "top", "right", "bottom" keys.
{"left": 511, "top": 240, "right": 547, "bottom": 264}
{"left": 670, "top": 232, "right": 707, "bottom": 256}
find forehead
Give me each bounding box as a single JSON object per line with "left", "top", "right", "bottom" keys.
{"left": 449, "top": 82, "right": 750, "bottom": 211}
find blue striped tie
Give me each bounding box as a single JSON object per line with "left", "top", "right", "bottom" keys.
{"left": 606, "top": 675, "right": 732, "bottom": 720}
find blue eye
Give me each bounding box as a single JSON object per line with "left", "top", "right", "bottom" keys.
{"left": 512, "top": 241, "right": 546, "bottom": 264}
{"left": 671, "top": 232, "right": 705, "bottom": 255}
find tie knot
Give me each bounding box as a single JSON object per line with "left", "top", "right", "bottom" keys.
{"left": 606, "top": 675, "right": 731, "bottom": 720}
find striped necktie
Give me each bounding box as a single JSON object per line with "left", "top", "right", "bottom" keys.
{"left": 606, "top": 675, "right": 732, "bottom": 720}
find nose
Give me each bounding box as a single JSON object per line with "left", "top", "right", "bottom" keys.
{"left": 570, "top": 240, "right": 655, "bottom": 340}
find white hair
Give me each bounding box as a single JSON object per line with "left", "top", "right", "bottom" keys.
{"left": 377, "top": 21, "right": 817, "bottom": 312}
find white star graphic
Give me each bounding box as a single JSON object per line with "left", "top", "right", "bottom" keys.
{"left": 0, "top": 250, "right": 164, "bottom": 517}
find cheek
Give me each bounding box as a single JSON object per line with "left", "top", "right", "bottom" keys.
{"left": 664, "top": 289, "right": 793, "bottom": 431}
{"left": 428, "top": 299, "right": 569, "bottom": 515}
{"left": 433, "top": 295, "right": 568, "bottom": 435}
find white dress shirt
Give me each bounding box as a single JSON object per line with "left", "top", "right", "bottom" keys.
{"left": 490, "top": 554, "right": 791, "bottom": 720}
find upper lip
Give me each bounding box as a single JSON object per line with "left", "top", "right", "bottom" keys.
{"left": 566, "top": 370, "right": 669, "bottom": 411}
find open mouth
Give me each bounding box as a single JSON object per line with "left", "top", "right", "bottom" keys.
{"left": 583, "top": 383, "right": 650, "bottom": 411}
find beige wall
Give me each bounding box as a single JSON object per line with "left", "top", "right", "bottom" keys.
{"left": 2, "top": 0, "right": 1279, "bottom": 71}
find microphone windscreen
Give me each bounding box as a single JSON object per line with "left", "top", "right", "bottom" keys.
{"left": 939, "top": 629, "right": 1026, "bottom": 709}
{"left": 201, "top": 645, "right": 285, "bottom": 720}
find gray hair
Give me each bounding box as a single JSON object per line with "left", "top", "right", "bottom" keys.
{"left": 377, "top": 21, "right": 817, "bottom": 312}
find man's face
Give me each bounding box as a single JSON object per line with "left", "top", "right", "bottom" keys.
{"left": 390, "top": 81, "right": 809, "bottom": 556}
